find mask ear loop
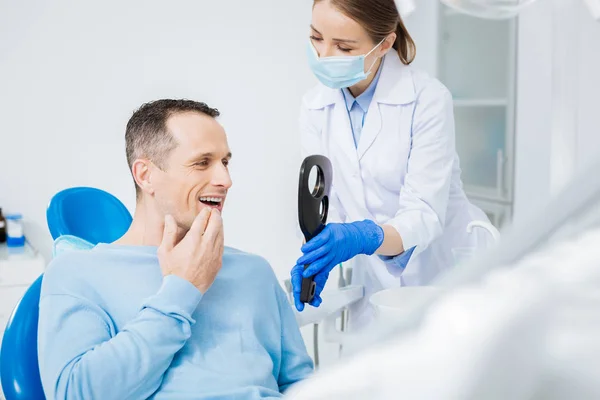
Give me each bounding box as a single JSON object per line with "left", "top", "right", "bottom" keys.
{"left": 364, "top": 37, "right": 388, "bottom": 75}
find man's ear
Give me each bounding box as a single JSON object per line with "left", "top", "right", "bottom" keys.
{"left": 131, "top": 159, "right": 155, "bottom": 196}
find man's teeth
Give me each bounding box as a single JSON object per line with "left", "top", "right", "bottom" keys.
{"left": 199, "top": 197, "right": 222, "bottom": 203}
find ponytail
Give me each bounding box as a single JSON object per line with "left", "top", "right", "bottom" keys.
{"left": 394, "top": 19, "right": 416, "bottom": 65}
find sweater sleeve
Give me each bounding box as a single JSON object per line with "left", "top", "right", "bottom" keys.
{"left": 37, "top": 275, "right": 202, "bottom": 400}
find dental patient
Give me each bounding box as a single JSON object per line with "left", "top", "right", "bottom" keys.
{"left": 37, "top": 99, "right": 314, "bottom": 399}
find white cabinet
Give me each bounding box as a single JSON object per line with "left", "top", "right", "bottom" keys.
{"left": 437, "top": 5, "right": 518, "bottom": 229}
{"left": 0, "top": 243, "right": 46, "bottom": 399}
{"left": 470, "top": 197, "right": 512, "bottom": 229}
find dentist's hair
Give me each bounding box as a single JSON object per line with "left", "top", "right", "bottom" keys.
{"left": 314, "top": 0, "right": 416, "bottom": 65}
{"left": 125, "top": 99, "right": 220, "bottom": 198}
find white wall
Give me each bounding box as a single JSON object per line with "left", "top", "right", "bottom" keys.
{"left": 514, "top": 0, "right": 600, "bottom": 220}
{"left": 0, "top": 0, "right": 316, "bottom": 279}
{"left": 404, "top": 0, "right": 440, "bottom": 77}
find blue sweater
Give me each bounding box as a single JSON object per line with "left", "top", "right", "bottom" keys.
{"left": 37, "top": 244, "right": 313, "bottom": 399}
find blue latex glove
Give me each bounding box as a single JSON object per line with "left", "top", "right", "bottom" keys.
{"left": 291, "top": 220, "right": 384, "bottom": 311}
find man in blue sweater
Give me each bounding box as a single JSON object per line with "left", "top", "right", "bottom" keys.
{"left": 37, "top": 99, "right": 314, "bottom": 399}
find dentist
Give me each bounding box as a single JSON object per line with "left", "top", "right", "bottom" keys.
{"left": 291, "top": 0, "right": 492, "bottom": 326}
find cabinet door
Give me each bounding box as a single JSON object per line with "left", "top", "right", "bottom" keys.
{"left": 455, "top": 105, "right": 508, "bottom": 198}
{"left": 437, "top": 7, "right": 516, "bottom": 202}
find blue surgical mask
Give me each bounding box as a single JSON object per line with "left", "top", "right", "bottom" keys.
{"left": 306, "top": 39, "right": 384, "bottom": 90}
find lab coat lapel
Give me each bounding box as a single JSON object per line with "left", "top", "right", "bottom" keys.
{"left": 331, "top": 92, "right": 361, "bottom": 172}
{"left": 330, "top": 91, "right": 370, "bottom": 216}
{"left": 357, "top": 52, "right": 417, "bottom": 160}
{"left": 357, "top": 99, "right": 382, "bottom": 160}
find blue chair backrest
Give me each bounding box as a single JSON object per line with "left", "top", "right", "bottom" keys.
{"left": 1, "top": 187, "right": 131, "bottom": 399}
{"left": 46, "top": 186, "right": 132, "bottom": 244}
{"left": 1, "top": 275, "right": 45, "bottom": 400}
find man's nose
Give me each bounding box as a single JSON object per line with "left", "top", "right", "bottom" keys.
{"left": 212, "top": 164, "right": 232, "bottom": 189}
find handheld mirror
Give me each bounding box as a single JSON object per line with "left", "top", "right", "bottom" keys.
{"left": 298, "top": 155, "right": 333, "bottom": 303}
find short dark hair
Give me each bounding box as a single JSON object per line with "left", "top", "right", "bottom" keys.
{"left": 125, "top": 99, "right": 220, "bottom": 196}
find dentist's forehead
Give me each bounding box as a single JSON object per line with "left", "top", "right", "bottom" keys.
{"left": 312, "top": 1, "right": 365, "bottom": 40}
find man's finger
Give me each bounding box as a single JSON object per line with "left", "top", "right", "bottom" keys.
{"left": 214, "top": 224, "right": 225, "bottom": 256}
{"left": 215, "top": 218, "right": 224, "bottom": 243}
{"left": 203, "top": 209, "right": 223, "bottom": 242}
{"left": 159, "top": 214, "right": 177, "bottom": 252}
{"left": 186, "top": 208, "right": 211, "bottom": 241}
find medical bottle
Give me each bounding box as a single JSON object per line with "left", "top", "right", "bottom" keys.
{"left": 6, "top": 213, "right": 25, "bottom": 247}
{"left": 0, "top": 208, "right": 7, "bottom": 243}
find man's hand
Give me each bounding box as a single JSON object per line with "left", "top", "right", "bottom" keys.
{"left": 158, "top": 208, "right": 224, "bottom": 294}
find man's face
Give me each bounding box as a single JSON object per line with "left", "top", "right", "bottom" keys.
{"left": 151, "top": 112, "right": 232, "bottom": 230}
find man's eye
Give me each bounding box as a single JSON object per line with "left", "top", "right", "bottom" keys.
{"left": 194, "top": 161, "right": 209, "bottom": 167}
{"left": 223, "top": 159, "right": 229, "bottom": 167}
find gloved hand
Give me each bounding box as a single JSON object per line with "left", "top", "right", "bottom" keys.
{"left": 291, "top": 220, "right": 384, "bottom": 311}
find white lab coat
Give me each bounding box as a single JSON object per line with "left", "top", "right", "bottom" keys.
{"left": 299, "top": 50, "right": 492, "bottom": 328}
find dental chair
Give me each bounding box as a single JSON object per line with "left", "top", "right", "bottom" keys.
{"left": 46, "top": 186, "right": 133, "bottom": 244}
{"left": 0, "top": 275, "right": 45, "bottom": 400}
{"left": 0, "top": 187, "right": 132, "bottom": 400}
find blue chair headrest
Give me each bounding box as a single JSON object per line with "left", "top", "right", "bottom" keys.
{"left": 47, "top": 186, "right": 132, "bottom": 244}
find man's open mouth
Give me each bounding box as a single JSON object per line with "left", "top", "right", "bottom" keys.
{"left": 199, "top": 196, "right": 223, "bottom": 208}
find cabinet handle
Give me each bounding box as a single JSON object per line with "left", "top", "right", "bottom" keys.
{"left": 496, "top": 149, "right": 505, "bottom": 198}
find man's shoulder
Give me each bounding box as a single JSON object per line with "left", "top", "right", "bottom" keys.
{"left": 41, "top": 246, "right": 114, "bottom": 297}
{"left": 223, "top": 246, "right": 272, "bottom": 267}
{"left": 223, "top": 246, "right": 276, "bottom": 278}
{"left": 45, "top": 248, "right": 98, "bottom": 276}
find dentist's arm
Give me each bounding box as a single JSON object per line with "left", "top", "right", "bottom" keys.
{"left": 377, "top": 82, "right": 456, "bottom": 264}
{"left": 375, "top": 225, "right": 406, "bottom": 256}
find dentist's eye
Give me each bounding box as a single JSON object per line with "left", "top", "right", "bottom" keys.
{"left": 310, "top": 35, "right": 322, "bottom": 41}
{"left": 337, "top": 45, "right": 352, "bottom": 53}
